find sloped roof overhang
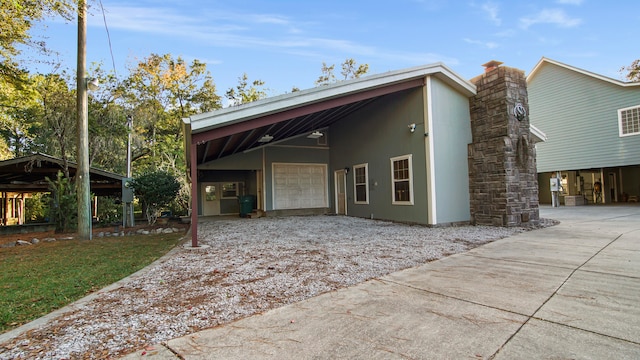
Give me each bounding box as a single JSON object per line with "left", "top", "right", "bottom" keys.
{"left": 0, "top": 153, "right": 124, "bottom": 195}
{"left": 185, "top": 62, "right": 477, "bottom": 165}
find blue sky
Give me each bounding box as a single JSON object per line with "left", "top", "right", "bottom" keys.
{"left": 24, "top": 0, "right": 638, "bottom": 97}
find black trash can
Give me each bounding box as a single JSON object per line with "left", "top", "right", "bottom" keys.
{"left": 238, "top": 195, "right": 255, "bottom": 217}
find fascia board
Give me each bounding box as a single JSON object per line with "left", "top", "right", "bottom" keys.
{"left": 189, "top": 63, "right": 476, "bottom": 134}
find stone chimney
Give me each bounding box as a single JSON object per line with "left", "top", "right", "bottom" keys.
{"left": 468, "top": 62, "right": 540, "bottom": 226}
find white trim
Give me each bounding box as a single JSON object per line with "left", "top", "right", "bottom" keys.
{"left": 425, "top": 77, "right": 437, "bottom": 224}
{"left": 390, "top": 154, "right": 414, "bottom": 206}
{"left": 618, "top": 104, "right": 640, "bottom": 137}
{"left": 530, "top": 124, "right": 548, "bottom": 143}
{"left": 353, "top": 163, "right": 369, "bottom": 204}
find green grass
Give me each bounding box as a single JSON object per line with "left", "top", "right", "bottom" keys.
{"left": 0, "top": 233, "right": 184, "bottom": 333}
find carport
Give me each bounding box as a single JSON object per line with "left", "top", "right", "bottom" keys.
{"left": 183, "top": 63, "right": 479, "bottom": 247}
{"left": 0, "top": 153, "right": 124, "bottom": 228}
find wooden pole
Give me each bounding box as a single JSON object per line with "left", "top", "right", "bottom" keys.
{"left": 76, "top": 0, "right": 92, "bottom": 240}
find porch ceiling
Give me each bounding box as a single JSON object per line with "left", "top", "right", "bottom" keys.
{"left": 196, "top": 96, "right": 375, "bottom": 164}
{"left": 192, "top": 78, "right": 426, "bottom": 165}
{"left": 0, "top": 153, "right": 124, "bottom": 195}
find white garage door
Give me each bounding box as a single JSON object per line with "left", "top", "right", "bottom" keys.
{"left": 273, "top": 163, "right": 328, "bottom": 210}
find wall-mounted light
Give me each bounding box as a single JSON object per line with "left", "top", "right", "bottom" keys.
{"left": 307, "top": 131, "right": 323, "bottom": 139}
{"left": 344, "top": 167, "right": 350, "bottom": 174}
{"left": 408, "top": 123, "right": 416, "bottom": 133}
{"left": 258, "top": 134, "right": 273, "bottom": 143}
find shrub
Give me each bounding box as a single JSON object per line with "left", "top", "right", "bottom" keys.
{"left": 45, "top": 171, "right": 77, "bottom": 233}
{"left": 130, "top": 170, "right": 180, "bottom": 224}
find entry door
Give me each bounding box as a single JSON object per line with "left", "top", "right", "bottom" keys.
{"left": 335, "top": 170, "right": 347, "bottom": 215}
{"left": 202, "top": 183, "right": 221, "bottom": 216}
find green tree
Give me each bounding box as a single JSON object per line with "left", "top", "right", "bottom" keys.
{"left": 0, "top": 0, "right": 75, "bottom": 86}
{"left": 620, "top": 59, "right": 640, "bottom": 82}
{"left": 87, "top": 64, "right": 128, "bottom": 173}
{"left": 121, "top": 53, "right": 221, "bottom": 215}
{"left": 31, "top": 72, "right": 77, "bottom": 177}
{"left": 121, "top": 53, "right": 221, "bottom": 174}
{"left": 130, "top": 170, "right": 180, "bottom": 225}
{"left": 0, "top": 71, "right": 40, "bottom": 158}
{"left": 315, "top": 58, "right": 369, "bottom": 86}
{"left": 45, "top": 171, "right": 77, "bottom": 233}
{"left": 225, "top": 73, "right": 268, "bottom": 106}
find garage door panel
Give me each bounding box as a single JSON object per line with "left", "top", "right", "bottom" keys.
{"left": 273, "top": 164, "right": 327, "bottom": 210}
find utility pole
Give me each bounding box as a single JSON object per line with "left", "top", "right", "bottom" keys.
{"left": 77, "top": 0, "right": 92, "bottom": 240}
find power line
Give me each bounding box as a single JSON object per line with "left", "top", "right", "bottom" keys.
{"left": 98, "top": 0, "right": 117, "bottom": 77}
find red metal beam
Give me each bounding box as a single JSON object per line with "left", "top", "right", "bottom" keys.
{"left": 191, "top": 79, "right": 424, "bottom": 145}
{"left": 190, "top": 142, "right": 199, "bottom": 247}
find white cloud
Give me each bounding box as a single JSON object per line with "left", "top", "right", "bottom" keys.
{"left": 481, "top": 2, "right": 501, "bottom": 26}
{"left": 464, "top": 38, "right": 499, "bottom": 49}
{"left": 519, "top": 9, "right": 582, "bottom": 29}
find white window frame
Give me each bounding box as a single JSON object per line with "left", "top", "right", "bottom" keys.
{"left": 353, "top": 163, "right": 369, "bottom": 204}
{"left": 390, "top": 154, "right": 414, "bottom": 205}
{"left": 618, "top": 105, "right": 640, "bottom": 137}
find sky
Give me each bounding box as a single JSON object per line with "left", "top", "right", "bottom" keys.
{"left": 22, "top": 0, "right": 639, "bottom": 98}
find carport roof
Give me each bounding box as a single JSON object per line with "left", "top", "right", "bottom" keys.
{"left": 184, "top": 62, "right": 477, "bottom": 165}
{"left": 0, "top": 153, "right": 124, "bottom": 195}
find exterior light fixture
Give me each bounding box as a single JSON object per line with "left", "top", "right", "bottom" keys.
{"left": 259, "top": 134, "right": 273, "bottom": 143}
{"left": 86, "top": 78, "right": 100, "bottom": 91}
{"left": 307, "top": 131, "right": 323, "bottom": 139}
{"left": 408, "top": 123, "right": 416, "bottom": 133}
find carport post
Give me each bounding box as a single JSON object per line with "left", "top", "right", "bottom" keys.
{"left": 190, "top": 142, "right": 198, "bottom": 247}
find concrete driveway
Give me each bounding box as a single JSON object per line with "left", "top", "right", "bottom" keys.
{"left": 124, "top": 205, "right": 640, "bottom": 359}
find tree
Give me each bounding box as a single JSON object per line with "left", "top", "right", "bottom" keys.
{"left": 315, "top": 58, "right": 369, "bottom": 86}
{"left": 31, "top": 72, "right": 77, "bottom": 177}
{"left": 0, "top": 72, "right": 40, "bottom": 158}
{"left": 46, "top": 171, "right": 77, "bottom": 233}
{"left": 0, "top": 0, "right": 75, "bottom": 86}
{"left": 121, "top": 53, "right": 221, "bottom": 174}
{"left": 225, "top": 73, "right": 268, "bottom": 106}
{"left": 130, "top": 170, "right": 180, "bottom": 225}
{"left": 620, "top": 59, "right": 640, "bottom": 82}
{"left": 314, "top": 62, "right": 336, "bottom": 86}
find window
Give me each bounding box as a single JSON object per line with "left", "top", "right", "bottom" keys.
{"left": 619, "top": 105, "right": 640, "bottom": 136}
{"left": 353, "top": 163, "right": 369, "bottom": 204}
{"left": 221, "top": 183, "right": 239, "bottom": 198}
{"left": 205, "top": 185, "right": 217, "bottom": 201}
{"left": 390, "top": 154, "right": 414, "bottom": 205}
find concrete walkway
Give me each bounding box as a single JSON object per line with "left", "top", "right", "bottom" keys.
{"left": 123, "top": 205, "right": 640, "bottom": 359}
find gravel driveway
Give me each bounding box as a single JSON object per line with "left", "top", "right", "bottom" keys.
{"left": 0, "top": 215, "right": 551, "bottom": 359}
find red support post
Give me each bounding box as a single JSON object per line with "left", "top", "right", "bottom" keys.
{"left": 190, "top": 142, "right": 199, "bottom": 247}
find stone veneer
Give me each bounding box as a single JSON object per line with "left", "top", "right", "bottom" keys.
{"left": 468, "top": 65, "right": 540, "bottom": 226}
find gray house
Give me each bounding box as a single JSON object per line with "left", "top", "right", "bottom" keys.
{"left": 183, "top": 63, "right": 478, "bottom": 245}
{"left": 528, "top": 58, "right": 640, "bottom": 205}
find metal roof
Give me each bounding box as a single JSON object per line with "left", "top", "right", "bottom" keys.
{"left": 185, "top": 62, "right": 477, "bottom": 165}
{"left": 0, "top": 153, "right": 124, "bottom": 195}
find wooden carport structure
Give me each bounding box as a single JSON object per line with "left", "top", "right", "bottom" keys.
{"left": 0, "top": 153, "right": 124, "bottom": 227}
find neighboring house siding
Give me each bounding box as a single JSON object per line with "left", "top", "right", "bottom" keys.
{"left": 529, "top": 63, "right": 640, "bottom": 172}
{"left": 429, "top": 76, "right": 472, "bottom": 223}
{"left": 330, "top": 88, "right": 429, "bottom": 224}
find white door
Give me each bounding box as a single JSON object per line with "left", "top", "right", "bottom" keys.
{"left": 273, "top": 163, "right": 327, "bottom": 209}
{"left": 202, "top": 183, "right": 220, "bottom": 216}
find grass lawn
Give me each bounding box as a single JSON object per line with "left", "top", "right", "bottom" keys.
{"left": 0, "top": 232, "right": 184, "bottom": 333}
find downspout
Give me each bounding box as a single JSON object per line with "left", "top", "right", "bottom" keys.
{"left": 190, "top": 141, "right": 199, "bottom": 247}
